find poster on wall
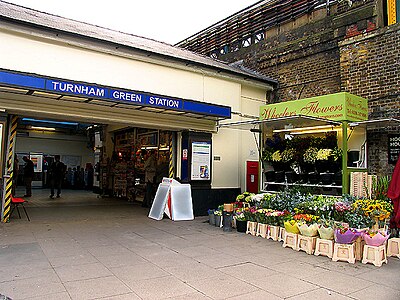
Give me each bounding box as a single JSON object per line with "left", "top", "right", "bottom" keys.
{"left": 30, "top": 154, "right": 43, "bottom": 173}
{"left": 191, "top": 142, "right": 211, "bottom": 180}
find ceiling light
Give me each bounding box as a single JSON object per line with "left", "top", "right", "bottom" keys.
{"left": 30, "top": 126, "right": 56, "bottom": 131}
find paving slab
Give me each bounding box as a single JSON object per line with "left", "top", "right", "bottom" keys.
{"left": 1, "top": 190, "right": 400, "bottom": 300}
{"left": 127, "top": 275, "right": 196, "bottom": 300}
{"left": 64, "top": 275, "right": 131, "bottom": 300}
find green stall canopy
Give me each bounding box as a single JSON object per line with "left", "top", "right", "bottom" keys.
{"left": 260, "top": 92, "right": 368, "bottom": 122}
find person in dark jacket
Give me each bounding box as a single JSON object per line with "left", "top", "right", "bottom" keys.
{"left": 22, "top": 156, "right": 34, "bottom": 197}
{"left": 49, "top": 155, "right": 66, "bottom": 198}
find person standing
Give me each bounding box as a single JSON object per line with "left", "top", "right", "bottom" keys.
{"left": 22, "top": 156, "right": 34, "bottom": 197}
{"left": 143, "top": 150, "right": 157, "bottom": 208}
{"left": 49, "top": 155, "right": 66, "bottom": 198}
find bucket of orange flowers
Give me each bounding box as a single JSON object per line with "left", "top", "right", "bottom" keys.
{"left": 294, "top": 214, "right": 319, "bottom": 237}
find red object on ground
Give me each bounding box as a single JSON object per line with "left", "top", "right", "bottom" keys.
{"left": 387, "top": 154, "right": 400, "bottom": 228}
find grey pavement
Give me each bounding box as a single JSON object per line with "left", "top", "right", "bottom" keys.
{"left": 1, "top": 189, "right": 400, "bottom": 300}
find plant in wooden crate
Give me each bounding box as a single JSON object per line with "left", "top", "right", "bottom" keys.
{"left": 294, "top": 214, "right": 319, "bottom": 237}
{"left": 244, "top": 206, "right": 258, "bottom": 235}
{"left": 284, "top": 219, "right": 300, "bottom": 234}
{"left": 334, "top": 223, "right": 363, "bottom": 244}
{"left": 317, "top": 217, "right": 335, "bottom": 240}
{"left": 353, "top": 199, "right": 392, "bottom": 230}
{"left": 363, "top": 229, "right": 390, "bottom": 247}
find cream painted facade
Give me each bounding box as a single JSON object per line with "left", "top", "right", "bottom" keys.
{"left": 0, "top": 5, "right": 275, "bottom": 195}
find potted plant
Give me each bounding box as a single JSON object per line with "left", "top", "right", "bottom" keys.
{"left": 334, "top": 223, "right": 362, "bottom": 244}
{"left": 317, "top": 217, "right": 335, "bottom": 240}
{"left": 294, "top": 214, "right": 319, "bottom": 237}
{"left": 363, "top": 229, "right": 390, "bottom": 246}
{"left": 315, "top": 148, "right": 332, "bottom": 174}
{"left": 234, "top": 208, "right": 247, "bottom": 233}
{"left": 214, "top": 209, "right": 223, "bottom": 227}
{"left": 208, "top": 209, "right": 216, "bottom": 225}
{"left": 284, "top": 219, "right": 300, "bottom": 234}
{"left": 244, "top": 206, "right": 258, "bottom": 235}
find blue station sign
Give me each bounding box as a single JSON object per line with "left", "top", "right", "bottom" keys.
{"left": 0, "top": 70, "right": 230, "bottom": 118}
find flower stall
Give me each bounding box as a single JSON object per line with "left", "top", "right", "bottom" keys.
{"left": 217, "top": 188, "right": 395, "bottom": 266}
{"left": 219, "top": 92, "right": 400, "bottom": 195}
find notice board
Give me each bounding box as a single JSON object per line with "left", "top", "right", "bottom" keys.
{"left": 388, "top": 134, "right": 400, "bottom": 164}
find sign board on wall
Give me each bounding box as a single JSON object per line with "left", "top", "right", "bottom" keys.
{"left": 191, "top": 142, "right": 211, "bottom": 180}
{"left": 388, "top": 134, "right": 400, "bottom": 164}
{"left": 0, "top": 70, "right": 231, "bottom": 118}
{"left": 259, "top": 92, "right": 368, "bottom": 122}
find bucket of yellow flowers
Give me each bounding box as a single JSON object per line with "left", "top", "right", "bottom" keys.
{"left": 353, "top": 199, "right": 393, "bottom": 231}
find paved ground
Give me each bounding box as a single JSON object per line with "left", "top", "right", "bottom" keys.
{"left": 1, "top": 189, "right": 400, "bottom": 300}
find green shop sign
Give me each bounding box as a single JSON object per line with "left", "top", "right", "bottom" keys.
{"left": 260, "top": 92, "right": 368, "bottom": 122}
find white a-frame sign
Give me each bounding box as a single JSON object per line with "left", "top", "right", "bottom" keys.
{"left": 148, "top": 178, "right": 194, "bottom": 221}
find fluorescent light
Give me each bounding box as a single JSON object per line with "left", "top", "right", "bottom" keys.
{"left": 290, "top": 128, "right": 341, "bottom": 135}
{"left": 159, "top": 147, "right": 170, "bottom": 151}
{"left": 141, "top": 146, "right": 158, "bottom": 150}
{"left": 30, "top": 126, "right": 56, "bottom": 131}
{"left": 273, "top": 125, "right": 338, "bottom": 133}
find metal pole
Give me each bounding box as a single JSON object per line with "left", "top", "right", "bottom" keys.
{"left": 342, "top": 121, "right": 349, "bottom": 194}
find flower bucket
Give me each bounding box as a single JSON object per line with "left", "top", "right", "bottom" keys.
{"left": 318, "top": 226, "right": 334, "bottom": 240}
{"left": 208, "top": 212, "right": 216, "bottom": 225}
{"left": 334, "top": 228, "right": 361, "bottom": 244}
{"left": 215, "top": 215, "right": 222, "bottom": 227}
{"left": 363, "top": 232, "right": 389, "bottom": 247}
{"left": 284, "top": 221, "right": 300, "bottom": 234}
{"left": 298, "top": 223, "right": 318, "bottom": 237}
{"left": 236, "top": 220, "right": 247, "bottom": 233}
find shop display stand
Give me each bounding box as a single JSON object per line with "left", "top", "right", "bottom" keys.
{"left": 297, "top": 235, "right": 317, "bottom": 255}
{"left": 283, "top": 232, "right": 298, "bottom": 250}
{"left": 387, "top": 238, "right": 400, "bottom": 258}
{"left": 256, "top": 223, "right": 268, "bottom": 238}
{"left": 314, "top": 238, "right": 334, "bottom": 258}
{"left": 278, "top": 227, "right": 286, "bottom": 242}
{"left": 246, "top": 221, "right": 257, "bottom": 236}
{"left": 268, "top": 225, "right": 279, "bottom": 241}
{"left": 362, "top": 244, "right": 387, "bottom": 267}
{"left": 332, "top": 243, "right": 356, "bottom": 264}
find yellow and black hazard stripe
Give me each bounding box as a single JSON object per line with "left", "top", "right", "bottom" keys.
{"left": 2, "top": 115, "right": 18, "bottom": 223}
{"left": 169, "top": 137, "right": 174, "bottom": 178}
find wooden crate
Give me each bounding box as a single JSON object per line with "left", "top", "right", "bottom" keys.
{"left": 332, "top": 243, "right": 356, "bottom": 264}
{"left": 283, "top": 232, "right": 298, "bottom": 250}
{"left": 362, "top": 244, "right": 387, "bottom": 267}
{"left": 246, "top": 221, "right": 257, "bottom": 236}
{"left": 315, "top": 238, "right": 334, "bottom": 258}
{"left": 256, "top": 223, "right": 268, "bottom": 238}
{"left": 297, "top": 235, "right": 317, "bottom": 255}
{"left": 387, "top": 238, "right": 400, "bottom": 258}
{"left": 268, "top": 225, "right": 279, "bottom": 241}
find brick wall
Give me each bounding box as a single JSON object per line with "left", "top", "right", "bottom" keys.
{"left": 183, "top": 0, "right": 397, "bottom": 176}
{"left": 340, "top": 23, "right": 400, "bottom": 175}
